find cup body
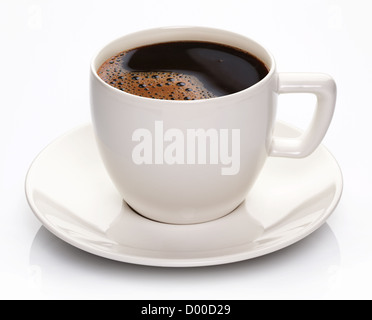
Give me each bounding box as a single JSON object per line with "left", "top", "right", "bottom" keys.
{"left": 91, "top": 27, "right": 278, "bottom": 224}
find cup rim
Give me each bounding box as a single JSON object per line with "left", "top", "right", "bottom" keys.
{"left": 90, "top": 26, "right": 277, "bottom": 104}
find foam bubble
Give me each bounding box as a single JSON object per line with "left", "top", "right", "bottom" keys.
{"left": 97, "top": 52, "right": 217, "bottom": 101}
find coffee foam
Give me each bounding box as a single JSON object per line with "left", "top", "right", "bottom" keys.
{"left": 98, "top": 54, "right": 216, "bottom": 100}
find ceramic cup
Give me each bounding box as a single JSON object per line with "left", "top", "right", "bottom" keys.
{"left": 90, "top": 26, "right": 336, "bottom": 225}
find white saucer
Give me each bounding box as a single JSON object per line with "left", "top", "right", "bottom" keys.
{"left": 25, "top": 123, "right": 343, "bottom": 267}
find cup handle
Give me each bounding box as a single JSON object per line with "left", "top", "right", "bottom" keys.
{"left": 270, "top": 73, "right": 337, "bottom": 158}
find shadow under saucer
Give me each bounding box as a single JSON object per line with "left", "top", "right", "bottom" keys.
{"left": 29, "top": 223, "right": 340, "bottom": 299}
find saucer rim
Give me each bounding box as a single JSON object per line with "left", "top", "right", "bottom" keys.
{"left": 25, "top": 122, "right": 343, "bottom": 267}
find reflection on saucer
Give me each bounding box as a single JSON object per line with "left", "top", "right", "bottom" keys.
{"left": 106, "top": 201, "right": 264, "bottom": 254}
{"left": 29, "top": 224, "right": 340, "bottom": 299}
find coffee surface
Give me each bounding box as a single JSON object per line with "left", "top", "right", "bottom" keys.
{"left": 98, "top": 41, "right": 268, "bottom": 100}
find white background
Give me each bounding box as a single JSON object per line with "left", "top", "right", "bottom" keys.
{"left": 0, "top": 0, "right": 371, "bottom": 300}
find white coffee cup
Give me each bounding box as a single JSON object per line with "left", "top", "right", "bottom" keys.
{"left": 90, "top": 26, "right": 336, "bottom": 225}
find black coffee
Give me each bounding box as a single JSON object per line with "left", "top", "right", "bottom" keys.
{"left": 98, "top": 41, "right": 269, "bottom": 100}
